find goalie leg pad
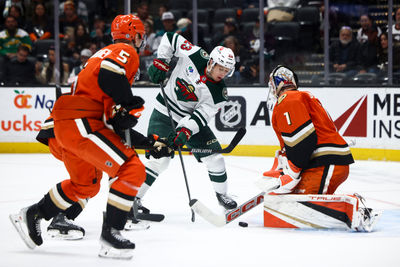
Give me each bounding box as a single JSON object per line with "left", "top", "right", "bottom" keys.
{"left": 263, "top": 194, "right": 380, "bottom": 232}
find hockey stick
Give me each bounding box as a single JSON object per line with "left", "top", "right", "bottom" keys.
{"left": 132, "top": 198, "right": 165, "bottom": 222}
{"left": 190, "top": 185, "right": 279, "bottom": 227}
{"left": 134, "top": 127, "right": 246, "bottom": 154}
{"left": 159, "top": 82, "right": 195, "bottom": 222}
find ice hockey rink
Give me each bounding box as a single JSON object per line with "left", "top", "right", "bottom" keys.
{"left": 1, "top": 153, "right": 399, "bottom": 267}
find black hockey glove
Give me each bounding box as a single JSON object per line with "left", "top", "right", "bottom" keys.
{"left": 145, "top": 134, "right": 174, "bottom": 159}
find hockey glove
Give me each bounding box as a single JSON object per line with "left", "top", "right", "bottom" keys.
{"left": 262, "top": 149, "right": 286, "bottom": 178}
{"left": 167, "top": 127, "right": 192, "bottom": 149}
{"left": 148, "top": 58, "right": 169, "bottom": 84}
{"left": 257, "top": 155, "right": 302, "bottom": 194}
{"left": 145, "top": 134, "right": 174, "bottom": 159}
{"left": 107, "top": 105, "right": 139, "bottom": 130}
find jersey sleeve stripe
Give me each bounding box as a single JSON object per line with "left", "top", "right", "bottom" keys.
{"left": 156, "top": 94, "right": 186, "bottom": 117}
{"left": 194, "top": 110, "right": 207, "bottom": 126}
{"left": 75, "top": 118, "right": 127, "bottom": 166}
{"left": 100, "top": 59, "right": 126, "bottom": 75}
{"left": 190, "top": 114, "right": 204, "bottom": 129}
{"left": 282, "top": 121, "right": 315, "bottom": 147}
{"left": 310, "top": 146, "right": 352, "bottom": 159}
{"left": 172, "top": 33, "right": 178, "bottom": 53}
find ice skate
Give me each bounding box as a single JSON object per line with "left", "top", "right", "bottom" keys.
{"left": 99, "top": 213, "right": 135, "bottom": 260}
{"left": 355, "top": 207, "right": 382, "bottom": 232}
{"left": 9, "top": 204, "right": 43, "bottom": 249}
{"left": 216, "top": 193, "right": 237, "bottom": 210}
{"left": 47, "top": 213, "right": 85, "bottom": 240}
{"left": 135, "top": 198, "right": 150, "bottom": 214}
{"left": 124, "top": 208, "right": 150, "bottom": 231}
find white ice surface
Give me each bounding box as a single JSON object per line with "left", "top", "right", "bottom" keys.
{"left": 1, "top": 154, "right": 400, "bottom": 267}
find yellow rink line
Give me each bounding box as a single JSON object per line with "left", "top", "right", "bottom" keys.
{"left": 0, "top": 143, "right": 399, "bottom": 162}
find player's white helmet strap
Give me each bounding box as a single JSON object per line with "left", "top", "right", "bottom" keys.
{"left": 269, "top": 65, "right": 298, "bottom": 97}
{"left": 209, "top": 46, "right": 236, "bottom": 77}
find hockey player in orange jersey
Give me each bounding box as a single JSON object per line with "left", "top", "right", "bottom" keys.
{"left": 258, "top": 65, "right": 354, "bottom": 195}
{"left": 10, "top": 14, "right": 171, "bottom": 259}
{"left": 257, "top": 65, "right": 380, "bottom": 232}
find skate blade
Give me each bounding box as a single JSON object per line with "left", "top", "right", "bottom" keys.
{"left": 47, "top": 229, "right": 84, "bottom": 240}
{"left": 98, "top": 243, "right": 134, "bottom": 260}
{"left": 124, "top": 220, "right": 150, "bottom": 231}
{"left": 9, "top": 213, "right": 36, "bottom": 249}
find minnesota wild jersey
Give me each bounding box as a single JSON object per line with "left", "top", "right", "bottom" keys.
{"left": 154, "top": 32, "right": 228, "bottom": 135}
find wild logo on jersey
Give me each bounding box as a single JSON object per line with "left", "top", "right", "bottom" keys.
{"left": 175, "top": 78, "right": 198, "bottom": 102}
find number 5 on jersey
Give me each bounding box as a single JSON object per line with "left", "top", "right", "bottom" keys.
{"left": 117, "top": 50, "right": 130, "bottom": 64}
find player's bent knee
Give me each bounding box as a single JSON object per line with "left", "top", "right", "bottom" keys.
{"left": 146, "top": 156, "right": 171, "bottom": 175}
{"left": 201, "top": 154, "right": 225, "bottom": 172}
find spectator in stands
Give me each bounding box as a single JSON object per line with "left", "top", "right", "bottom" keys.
{"left": 134, "top": 1, "right": 152, "bottom": 23}
{"left": 8, "top": 5, "right": 25, "bottom": 29}
{"left": 356, "top": 14, "right": 382, "bottom": 44}
{"left": 59, "top": 1, "right": 85, "bottom": 45}
{"left": 2, "top": 0, "right": 25, "bottom": 18}
{"left": 176, "top": 17, "right": 206, "bottom": 50}
{"left": 67, "top": 48, "right": 91, "bottom": 84}
{"left": 88, "top": 42, "right": 98, "bottom": 55}
{"left": 153, "top": 4, "right": 169, "bottom": 33}
{"left": 152, "top": 11, "right": 177, "bottom": 50}
{"left": 212, "top": 17, "right": 243, "bottom": 47}
{"left": 0, "top": 15, "right": 32, "bottom": 60}
{"left": 377, "top": 32, "right": 400, "bottom": 74}
{"left": 26, "top": 2, "right": 52, "bottom": 43}
{"left": 357, "top": 24, "right": 379, "bottom": 74}
{"left": 266, "top": 0, "right": 299, "bottom": 22}
{"left": 65, "top": 22, "right": 90, "bottom": 63}
{"left": 223, "top": 35, "right": 251, "bottom": 84}
{"left": 59, "top": 0, "right": 88, "bottom": 23}
{"left": 140, "top": 19, "right": 156, "bottom": 56}
{"left": 35, "top": 46, "right": 69, "bottom": 85}
{"left": 391, "top": 7, "right": 400, "bottom": 44}
{"left": 329, "top": 26, "right": 359, "bottom": 77}
{"left": 4, "top": 44, "right": 37, "bottom": 85}
{"left": 90, "top": 15, "right": 112, "bottom": 49}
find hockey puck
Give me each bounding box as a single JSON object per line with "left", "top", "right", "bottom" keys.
{"left": 238, "top": 221, "right": 248, "bottom": 227}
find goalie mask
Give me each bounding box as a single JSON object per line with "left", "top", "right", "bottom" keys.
{"left": 268, "top": 65, "right": 299, "bottom": 98}
{"left": 208, "top": 46, "right": 236, "bottom": 77}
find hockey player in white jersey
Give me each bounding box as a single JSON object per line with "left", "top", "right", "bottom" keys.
{"left": 137, "top": 32, "right": 237, "bottom": 211}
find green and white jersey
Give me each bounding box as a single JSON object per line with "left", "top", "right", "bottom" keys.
{"left": 154, "top": 32, "right": 228, "bottom": 135}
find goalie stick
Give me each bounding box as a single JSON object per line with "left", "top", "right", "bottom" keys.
{"left": 134, "top": 127, "right": 246, "bottom": 154}
{"left": 190, "top": 186, "right": 279, "bottom": 227}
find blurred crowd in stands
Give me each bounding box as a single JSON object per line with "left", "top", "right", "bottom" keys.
{"left": 0, "top": 0, "right": 399, "bottom": 86}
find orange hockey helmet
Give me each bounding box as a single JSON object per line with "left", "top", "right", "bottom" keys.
{"left": 111, "top": 14, "right": 145, "bottom": 41}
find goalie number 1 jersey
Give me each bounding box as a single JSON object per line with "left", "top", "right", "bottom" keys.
{"left": 272, "top": 90, "right": 354, "bottom": 170}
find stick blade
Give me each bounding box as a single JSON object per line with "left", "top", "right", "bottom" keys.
{"left": 190, "top": 199, "right": 226, "bottom": 227}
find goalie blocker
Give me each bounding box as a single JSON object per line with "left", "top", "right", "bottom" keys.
{"left": 263, "top": 194, "right": 381, "bottom": 232}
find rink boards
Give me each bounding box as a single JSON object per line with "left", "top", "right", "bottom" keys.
{"left": 0, "top": 86, "right": 399, "bottom": 161}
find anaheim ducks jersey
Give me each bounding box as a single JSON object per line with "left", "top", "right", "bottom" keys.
{"left": 154, "top": 32, "right": 228, "bottom": 135}
{"left": 272, "top": 90, "right": 354, "bottom": 170}
{"left": 52, "top": 42, "right": 140, "bottom": 121}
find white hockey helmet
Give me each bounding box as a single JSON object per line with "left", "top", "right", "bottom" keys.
{"left": 268, "top": 65, "right": 298, "bottom": 97}
{"left": 208, "top": 46, "right": 236, "bottom": 77}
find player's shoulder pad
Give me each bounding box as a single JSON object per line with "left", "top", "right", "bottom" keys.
{"left": 188, "top": 48, "right": 209, "bottom": 73}
{"left": 277, "top": 90, "right": 303, "bottom": 105}
{"left": 206, "top": 80, "right": 228, "bottom": 104}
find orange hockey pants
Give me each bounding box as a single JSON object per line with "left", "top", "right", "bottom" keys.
{"left": 293, "top": 165, "right": 349, "bottom": 194}
{"left": 52, "top": 118, "right": 146, "bottom": 202}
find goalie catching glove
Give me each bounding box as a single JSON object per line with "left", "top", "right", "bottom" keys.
{"left": 256, "top": 150, "right": 302, "bottom": 194}
{"left": 145, "top": 134, "right": 174, "bottom": 159}
{"left": 148, "top": 58, "right": 169, "bottom": 84}
{"left": 167, "top": 127, "right": 192, "bottom": 149}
